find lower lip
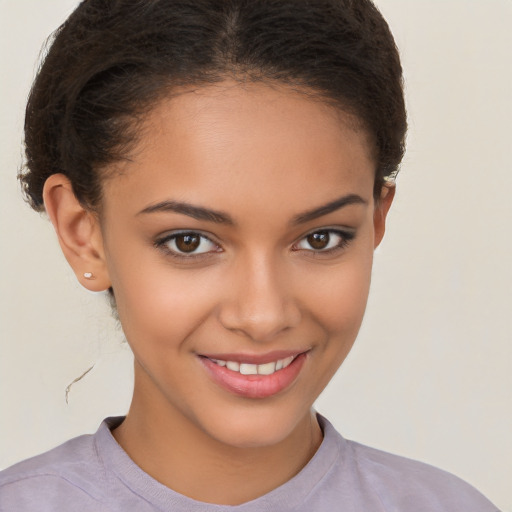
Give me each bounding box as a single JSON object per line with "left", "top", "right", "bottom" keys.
{"left": 200, "top": 353, "right": 307, "bottom": 399}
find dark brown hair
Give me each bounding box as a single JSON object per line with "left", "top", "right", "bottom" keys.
{"left": 20, "top": 0, "right": 406, "bottom": 212}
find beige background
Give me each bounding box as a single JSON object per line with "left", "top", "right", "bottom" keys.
{"left": 1, "top": 1, "right": 510, "bottom": 509}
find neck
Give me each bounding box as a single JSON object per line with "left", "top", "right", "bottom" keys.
{"left": 113, "top": 370, "right": 323, "bottom": 505}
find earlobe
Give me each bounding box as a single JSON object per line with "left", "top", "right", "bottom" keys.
{"left": 373, "top": 184, "right": 395, "bottom": 249}
{"left": 43, "top": 174, "right": 111, "bottom": 291}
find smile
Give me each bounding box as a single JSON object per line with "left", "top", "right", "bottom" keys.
{"left": 209, "top": 356, "right": 296, "bottom": 376}
{"left": 200, "top": 352, "right": 308, "bottom": 399}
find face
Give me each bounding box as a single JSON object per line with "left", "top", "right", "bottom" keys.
{"left": 98, "top": 81, "right": 391, "bottom": 448}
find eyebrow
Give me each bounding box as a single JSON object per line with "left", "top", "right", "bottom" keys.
{"left": 138, "top": 200, "right": 235, "bottom": 225}
{"left": 291, "top": 194, "right": 367, "bottom": 225}
{"left": 137, "top": 193, "right": 367, "bottom": 226}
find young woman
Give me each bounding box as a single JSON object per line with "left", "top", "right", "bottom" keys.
{"left": 0, "top": 0, "right": 500, "bottom": 510}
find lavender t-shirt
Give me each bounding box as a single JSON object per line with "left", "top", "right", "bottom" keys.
{"left": 0, "top": 416, "right": 498, "bottom": 511}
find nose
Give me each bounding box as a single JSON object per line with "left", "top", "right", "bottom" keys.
{"left": 218, "top": 252, "right": 301, "bottom": 342}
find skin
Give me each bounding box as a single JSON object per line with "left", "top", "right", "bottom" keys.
{"left": 43, "top": 81, "right": 394, "bottom": 505}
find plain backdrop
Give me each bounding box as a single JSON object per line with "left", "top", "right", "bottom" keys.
{"left": 1, "top": 1, "right": 511, "bottom": 510}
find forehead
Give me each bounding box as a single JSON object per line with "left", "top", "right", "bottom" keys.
{"left": 102, "top": 81, "right": 376, "bottom": 219}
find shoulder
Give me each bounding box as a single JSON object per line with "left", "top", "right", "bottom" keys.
{"left": 0, "top": 426, "right": 109, "bottom": 511}
{"left": 346, "top": 439, "right": 498, "bottom": 511}
{"left": 318, "top": 416, "right": 498, "bottom": 511}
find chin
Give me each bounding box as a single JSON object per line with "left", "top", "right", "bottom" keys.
{"left": 196, "top": 402, "right": 315, "bottom": 450}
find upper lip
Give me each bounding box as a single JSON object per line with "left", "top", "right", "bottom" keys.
{"left": 198, "top": 349, "right": 309, "bottom": 365}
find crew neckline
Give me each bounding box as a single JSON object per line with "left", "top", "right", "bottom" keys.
{"left": 95, "top": 414, "right": 342, "bottom": 512}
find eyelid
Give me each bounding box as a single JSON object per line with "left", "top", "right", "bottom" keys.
{"left": 292, "top": 227, "right": 355, "bottom": 253}
{"left": 153, "top": 226, "right": 355, "bottom": 261}
{"left": 154, "top": 230, "right": 223, "bottom": 259}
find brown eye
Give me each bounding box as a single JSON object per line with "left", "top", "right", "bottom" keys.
{"left": 157, "top": 232, "right": 219, "bottom": 257}
{"left": 175, "top": 234, "right": 201, "bottom": 253}
{"left": 306, "top": 231, "right": 330, "bottom": 250}
{"left": 294, "top": 229, "right": 354, "bottom": 253}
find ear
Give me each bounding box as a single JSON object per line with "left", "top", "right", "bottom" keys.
{"left": 373, "top": 184, "right": 395, "bottom": 249}
{"left": 43, "top": 174, "right": 111, "bottom": 291}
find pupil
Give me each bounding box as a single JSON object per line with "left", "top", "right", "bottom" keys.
{"left": 307, "top": 232, "right": 329, "bottom": 250}
{"left": 176, "top": 234, "right": 200, "bottom": 252}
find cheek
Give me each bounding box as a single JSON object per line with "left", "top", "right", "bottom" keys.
{"left": 299, "top": 240, "right": 374, "bottom": 382}
{"left": 303, "top": 250, "right": 374, "bottom": 334}
{"left": 107, "top": 249, "right": 222, "bottom": 352}
{"left": 320, "top": 274, "right": 372, "bottom": 382}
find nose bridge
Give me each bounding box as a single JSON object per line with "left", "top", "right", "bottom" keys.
{"left": 218, "top": 248, "right": 300, "bottom": 342}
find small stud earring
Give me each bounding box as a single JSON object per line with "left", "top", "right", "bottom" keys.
{"left": 83, "top": 272, "right": 95, "bottom": 280}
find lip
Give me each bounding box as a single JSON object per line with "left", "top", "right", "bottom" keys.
{"left": 199, "top": 351, "right": 308, "bottom": 399}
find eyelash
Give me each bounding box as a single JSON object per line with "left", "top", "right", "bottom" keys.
{"left": 292, "top": 229, "right": 355, "bottom": 256}
{"left": 154, "top": 228, "right": 355, "bottom": 261}
{"left": 154, "top": 231, "right": 221, "bottom": 261}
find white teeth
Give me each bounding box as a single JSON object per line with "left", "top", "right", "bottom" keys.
{"left": 257, "top": 362, "right": 276, "bottom": 375}
{"left": 240, "top": 363, "right": 258, "bottom": 375}
{"left": 213, "top": 356, "right": 297, "bottom": 375}
{"left": 282, "top": 356, "right": 294, "bottom": 368}
{"left": 226, "top": 361, "right": 240, "bottom": 372}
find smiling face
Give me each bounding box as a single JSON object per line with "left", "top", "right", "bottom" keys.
{"left": 91, "top": 81, "right": 391, "bottom": 449}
